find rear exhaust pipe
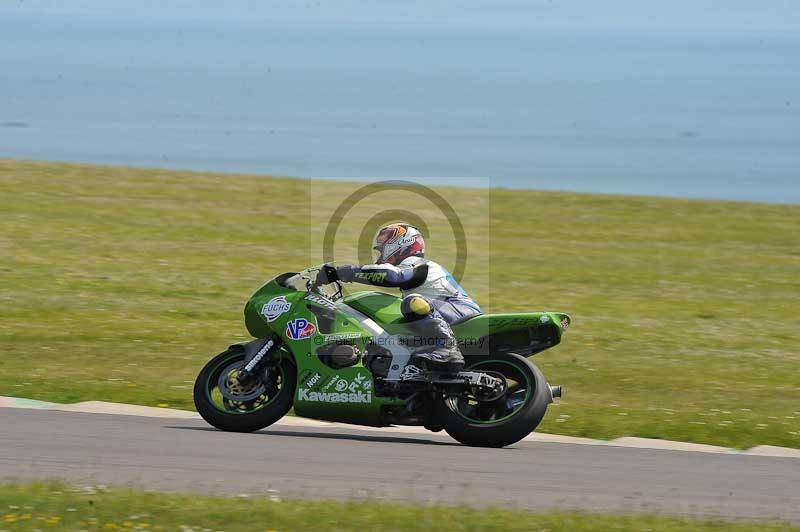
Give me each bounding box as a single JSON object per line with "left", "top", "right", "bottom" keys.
{"left": 549, "top": 385, "right": 562, "bottom": 399}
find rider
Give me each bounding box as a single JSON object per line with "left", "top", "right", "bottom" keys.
{"left": 316, "top": 223, "right": 482, "bottom": 375}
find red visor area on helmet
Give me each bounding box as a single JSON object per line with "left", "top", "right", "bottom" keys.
{"left": 374, "top": 226, "right": 401, "bottom": 247}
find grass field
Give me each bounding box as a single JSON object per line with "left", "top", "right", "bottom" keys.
{"left": 1, "top": 159, "right": 799, "bottom": 449}
{"left": 1, "top": 482, "right": 796, "bottom": 532}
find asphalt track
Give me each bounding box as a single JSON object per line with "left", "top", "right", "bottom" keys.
{"left": 1, "top": 408, "right": 799, "bottom": 524}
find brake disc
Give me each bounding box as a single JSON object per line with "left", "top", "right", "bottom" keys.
{"left": 217, "top": 361, "right": 267, "bottom": 402}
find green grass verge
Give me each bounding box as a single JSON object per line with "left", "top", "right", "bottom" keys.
{"left": 1, "top": 159, "right": 799, "bottom": 449}
{"left": 0, "top": 482, "right": 796, "bottom": 532}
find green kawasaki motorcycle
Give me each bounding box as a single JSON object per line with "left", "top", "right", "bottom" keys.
{"left": 194, "top": 265, "right": 570, "bottom": 447}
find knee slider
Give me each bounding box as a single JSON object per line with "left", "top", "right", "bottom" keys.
{"left": 401, "top": 294, "right": 432, "bottom": 320}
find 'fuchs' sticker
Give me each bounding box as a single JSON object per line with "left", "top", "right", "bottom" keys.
{"left": 286, "top": 318, "right": 316, "bottom": 340}
{"left": 261, "top": 296, "right": 291, "bottom": 322}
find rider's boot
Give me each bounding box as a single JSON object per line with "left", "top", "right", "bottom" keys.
{"left": 399, "top": 294, "right": 464, "bottom": 379}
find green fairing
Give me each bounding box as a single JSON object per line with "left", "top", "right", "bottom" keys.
{"left": 237, "top": 271, "right": 570, "bottom": 427}
{"left": 343, "top": 291, "right": 569, "bottom": 354}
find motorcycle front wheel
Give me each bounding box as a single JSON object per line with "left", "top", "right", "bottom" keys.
{"left": 433, "top": 353, "right": 550, "bottom": 447}
{"left": 193, "top": 347, "right": 296, "bottom": 432}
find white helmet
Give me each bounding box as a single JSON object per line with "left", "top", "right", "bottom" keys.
{"left": 372, "top": 223, "right": 425, "bottom": 265}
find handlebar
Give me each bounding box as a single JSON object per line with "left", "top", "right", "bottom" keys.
{"left": 285, "top": 268, "right": 343, "bottom": 301}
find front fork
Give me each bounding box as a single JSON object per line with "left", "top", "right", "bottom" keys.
{"left": 236, "top": 334, "right": 281, "bottom": 384}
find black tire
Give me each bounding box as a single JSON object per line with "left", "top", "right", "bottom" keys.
{"left": 193, "top": 347, "right": 296, "bottom": 433}
{"left": 433, "top": 353, "right": 550, "bottom": 448}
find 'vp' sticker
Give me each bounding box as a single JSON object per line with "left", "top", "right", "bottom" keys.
{"left": 286, "top": 318, "right": 316, "bottom": 340}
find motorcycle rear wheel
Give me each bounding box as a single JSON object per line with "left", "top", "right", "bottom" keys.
{"left": 194, "top": 347, "right": 296, "bottom": 432}
{"left": 433, "top": 353, "right": 550, "bottom": 447}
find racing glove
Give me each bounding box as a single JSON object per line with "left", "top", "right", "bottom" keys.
{"left": 314, "top": 263, "right": 340, "bottom": 286}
